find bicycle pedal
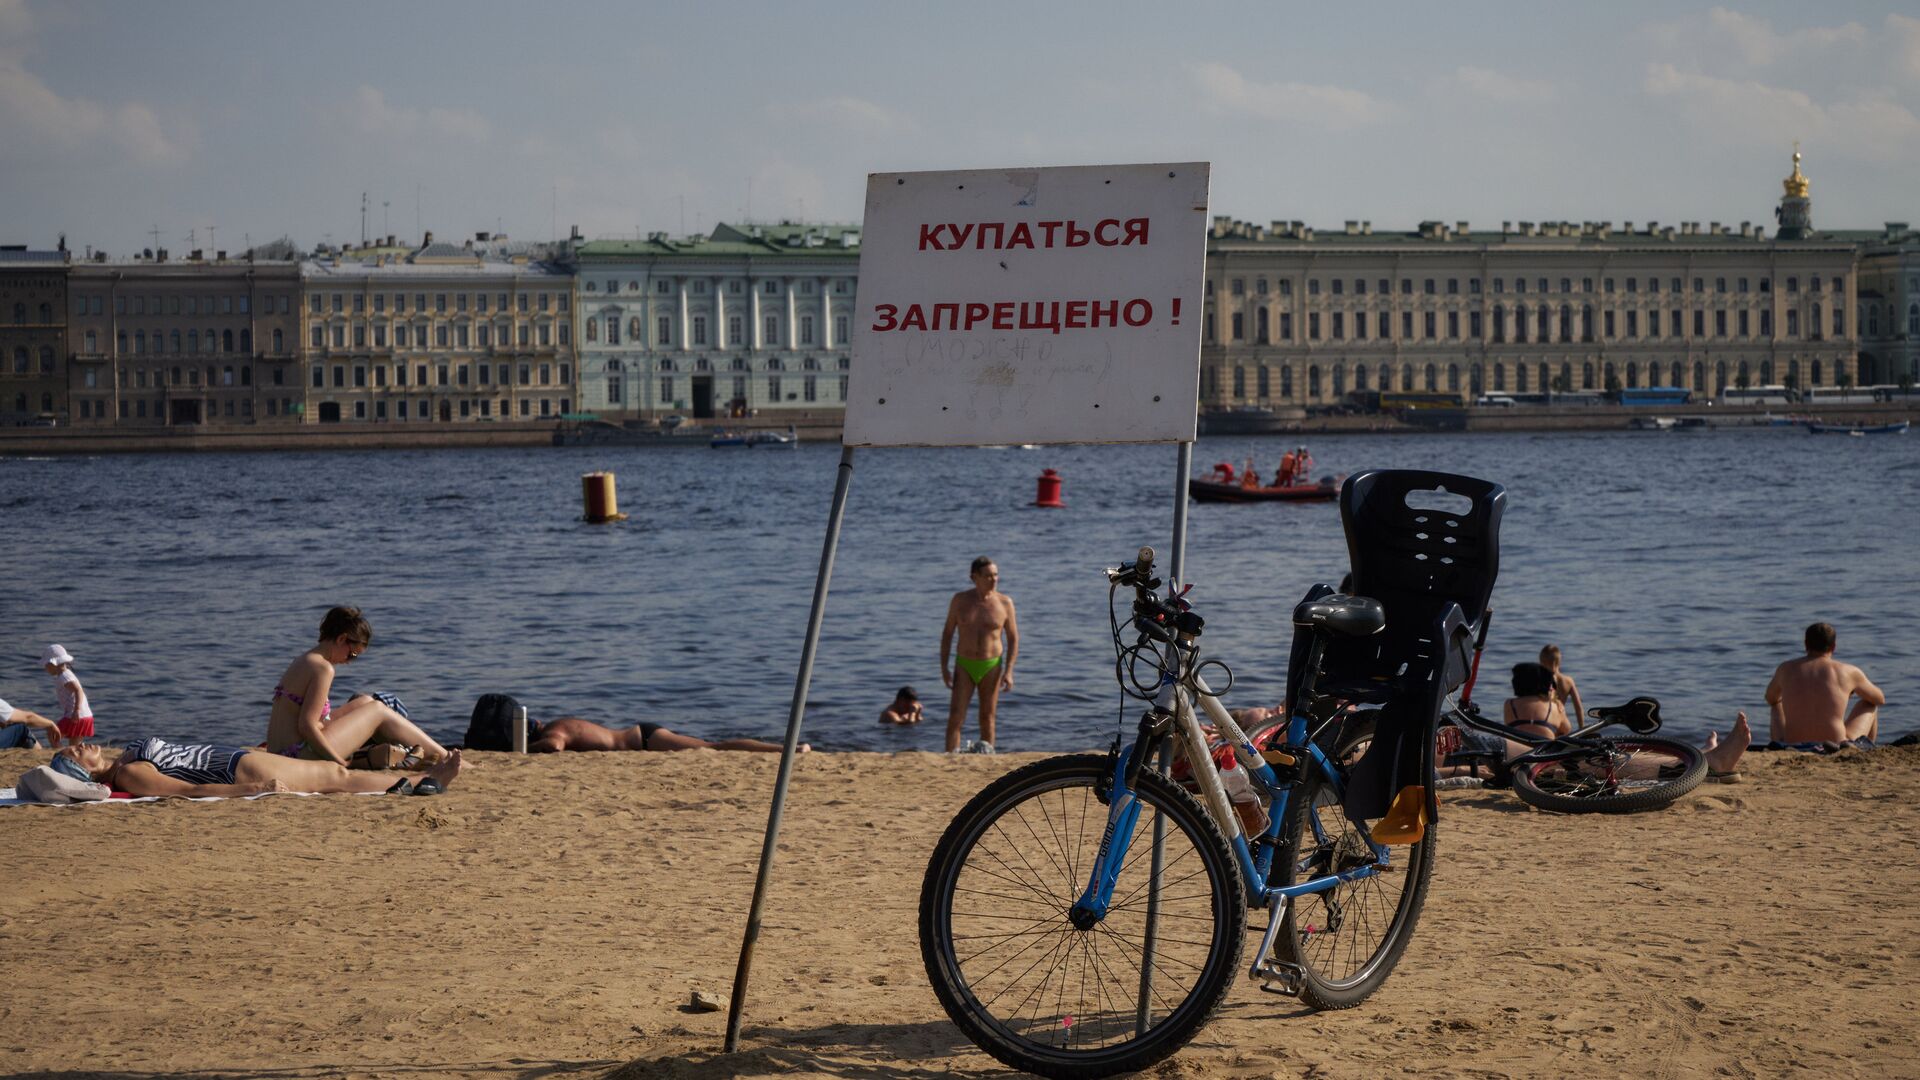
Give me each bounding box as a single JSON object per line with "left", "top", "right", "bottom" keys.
{"left": 1252, "top": 959, "right": 1305, "bottom": 995}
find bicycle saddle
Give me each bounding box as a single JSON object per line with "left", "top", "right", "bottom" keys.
{"left": 1291, "top": 594, "right": 1386, "bottom": 638}
{"left": 1588, "top": 696, "right": 1662, "bottom": 734}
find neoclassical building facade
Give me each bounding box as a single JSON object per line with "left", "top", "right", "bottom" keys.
{"left": 1200, "top": 155, "right": 1862, "bottom": 408}
{"left": 66, "top": 256, "right": 303, "bottom": 426}
{"left": 1852, "top": 225, "right": 1919, "bottom": 387}
{"left": 300, "top": 235, "right": 576, "bottom": 423}
{"left": 1, "top": 247, "right": 70, "bottom": 423}
{"left": 573, "top": 223, "right": 859, "bottom": 420}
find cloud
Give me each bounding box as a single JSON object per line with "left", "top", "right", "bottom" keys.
{"left": 0, "top": 58, "right": 188, "bottom": 165}
{"left": 767, "top": 95, "right": 916, "bottom": 136}
{"left": 349, "top": 85, "right": 490, "bottom": 143}
{"left": 1643, "top": 63, "right": 1920, "bottom": 162}
{"left": 1192, "top": 62, "right": 1388, "bottom": 127}
{"left": 1447, "top": 66, "right": 1556, "bottom": 104}
{"left": 1891, "top": 13, "right": 1920, "bottom": 81}
{"left": 1704, "top": 7, "right": 1865, "bottom": 66}
{"left": 0, "top": 0, "right": 31, "bottom": 42}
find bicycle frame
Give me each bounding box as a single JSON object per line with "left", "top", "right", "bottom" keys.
{"left": 1068, "top": 634, "right": 1393, "bottom": 936}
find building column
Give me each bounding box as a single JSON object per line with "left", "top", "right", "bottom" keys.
{"left": 819, "top": 278, "right": 832, "bottom": 350}
{"left": 750, "top": 281, "right": 763, "bottom": 351}
{"left": 712, "top": 277, "right": 725, "bottom": 349}
{"left": 786, "top": 281, "right": 798, "bottom": 351}
{"left": 678, "top": 279, "right": 690, "bottom": 352}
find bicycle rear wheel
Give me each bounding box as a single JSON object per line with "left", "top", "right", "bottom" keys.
{"left": 920, "top": 753, "right": 1246, "bottom": 1079}
{"left": 1268, "top": 720, "right": 1435, "bottom": 1010}
{"left": 1511, "top": 736, "right": 1706, "bottom": 814}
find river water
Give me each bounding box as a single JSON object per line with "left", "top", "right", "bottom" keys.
{"left": 1, "top": 428, "right": 1913, "bottom": 751}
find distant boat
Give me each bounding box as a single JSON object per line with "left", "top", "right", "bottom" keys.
{"left": 1628, "top": 416, "right": 1677, "bottom": 431}
{"left": 1805, "top": 420, "right": 1909, "bottom": 436}
{"left": 711, "top": 426, "right": 798, "bottom": 448}
{"left": 1188, "top": 473, "right": 1342, "bottom": 503}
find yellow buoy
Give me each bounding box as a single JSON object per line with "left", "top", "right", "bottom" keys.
{"left": 582, "top": 471, "right": 628, "bottom": 523}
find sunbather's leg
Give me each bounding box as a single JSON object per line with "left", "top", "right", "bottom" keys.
{"left": 644, "top": 726, "right": 801, "bottom": 753}
{"left": 1845, "top": 700, "right": 1879, "bottom": 744}
{"left": 240, "top": 749, "right": 464, "bottom": 793}
{"left": 320, "top": 697, "right": 449, "bottom": 763}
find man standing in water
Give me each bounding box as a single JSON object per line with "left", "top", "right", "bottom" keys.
{"left": 941, "top": 556, "right": 1019, "bottom": 753}
{"left": 1764, "top": 622, "right": 1884, "bottom": 749}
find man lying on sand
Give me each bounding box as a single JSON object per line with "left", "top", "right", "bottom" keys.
{"left": 529, "top": 717, "right": 802, "bottom": 754}
{"left": 57, "top": 738, "right": 465, "bottom": 797}
{"left": 1763, "top": 622, "right": 1884, "bottom": 751}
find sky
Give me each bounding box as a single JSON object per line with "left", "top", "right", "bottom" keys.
{"left": 3, "top": 0, "right": 1918, "bottom": 256}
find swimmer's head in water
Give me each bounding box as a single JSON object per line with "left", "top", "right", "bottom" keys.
{"left": 895, "top": 686, "right": 917, "bottom": 703}
{"left": 1805, "top": 622, "right": 1836, "bottom": 654}
{"left": 1511, "top": 662, "right": 1554, "bottom": 698}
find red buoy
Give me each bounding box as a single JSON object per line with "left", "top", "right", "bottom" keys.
{"left": 1033, "top": 468, "right": 1065, "bottom": 508}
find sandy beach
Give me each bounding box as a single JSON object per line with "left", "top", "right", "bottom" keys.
{"left": 2, "top": 744, "right": 1916, "bottom": 1079}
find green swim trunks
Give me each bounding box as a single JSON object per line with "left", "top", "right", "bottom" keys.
{"left": 955, "top": 656, "right": 1002, "bottom": 683}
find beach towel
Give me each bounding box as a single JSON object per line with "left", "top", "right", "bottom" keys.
{"left": 0, "top": 786, "right": 322, "bottom": 807}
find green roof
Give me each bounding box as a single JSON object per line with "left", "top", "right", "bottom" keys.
{"left": 578, "top": 221, "right": 860, "bottom": 261}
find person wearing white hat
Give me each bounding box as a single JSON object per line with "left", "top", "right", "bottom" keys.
{"left": 40, "top": 644, "right": 94, "bottom": 747}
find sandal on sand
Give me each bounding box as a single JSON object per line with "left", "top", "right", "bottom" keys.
{"left": 1707, "top": 770, "right": 1743, "bottom": 784}
{"left": 385, "top": 777, "right": 415, "bottom": 796}
{"left": 412, "top": 777, "right": 445, "bottom": 796}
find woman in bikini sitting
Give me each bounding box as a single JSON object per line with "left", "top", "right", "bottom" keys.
{"left": 265, "top": 606, "right": 449, "bottom": 768}
{"left": 54, "top": 738, "right": 463, "bottom": 797}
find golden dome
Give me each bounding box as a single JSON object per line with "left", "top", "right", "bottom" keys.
{"left": 1783, "top": 145, "right": 1809, "bottom": 198}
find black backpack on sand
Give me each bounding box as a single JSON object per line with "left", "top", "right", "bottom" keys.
{"left": 464, "top": 693, "right": 525, "bottom": 751}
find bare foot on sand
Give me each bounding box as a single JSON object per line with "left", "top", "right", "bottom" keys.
{"left": 1704, "top": 712, "right": 1751, "bottom": 777}
{"left": 423, "top": 750, "right": 465, "bottom": 790}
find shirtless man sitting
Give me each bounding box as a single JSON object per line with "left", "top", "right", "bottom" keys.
{"left": 530, "top": 717, "right": 800, "bottom": 754}
{"left": 1763, "top": 622, "right": 1884, "bottom": 750}
{"left": 941, "top": 556, "right": 1019, "bottom": 753}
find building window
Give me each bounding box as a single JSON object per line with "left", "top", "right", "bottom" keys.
{"left": 800, "top": 315, "right": 814, "bottom": 345}
{"left": 693, "top": 316, "right": 707, "bottom": 346}
{"left": 658, "top": 317, "right": 672, "bottom": 345}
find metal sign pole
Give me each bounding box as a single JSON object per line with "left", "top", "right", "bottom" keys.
{"left": 724, "top": 444, "right": 856, "bottom": 1053}
{"left": 1135, "top": 438, "right": 1194, "bottom": 1032}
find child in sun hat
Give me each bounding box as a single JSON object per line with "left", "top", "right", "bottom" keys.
{"left": 41, "top": 644, "right": 94, "bottom": 747}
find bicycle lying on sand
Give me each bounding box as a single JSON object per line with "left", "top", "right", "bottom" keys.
{"left": 1442, "top": 696, "right": 1707, "bottom": 814}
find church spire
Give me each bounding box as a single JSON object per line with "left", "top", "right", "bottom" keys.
{"left": 1783, "top": 141, "right": 1809, "bottom": 198}
{"left": 1775, "top": 142, "right": 1813, "bottom": 239}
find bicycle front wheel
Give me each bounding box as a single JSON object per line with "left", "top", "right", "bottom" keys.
{"left": 919, "top": 753, "right": 1246, "bottom": 1079}
{"left": 1269, "top": 719, "right": 1435, "bottom": 1010}
{"left": 1511, "top": 736, "right": 1706, "bottom": 813}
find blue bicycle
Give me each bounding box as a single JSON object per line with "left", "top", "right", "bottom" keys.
{"left": 920, "top": 470, "right": 1502, "bottom": 1078}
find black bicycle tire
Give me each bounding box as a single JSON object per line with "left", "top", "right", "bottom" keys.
{"left": 1510, "top": 736, "right": 1707, "bottom": 814}
{"left": 1269, "top": 719, "right": 1435, "bottom": 1010}
{"left": 919, "top": 753, "right": 1247, "bottom": 1079}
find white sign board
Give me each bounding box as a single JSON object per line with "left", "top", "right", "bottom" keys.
{"left": 844, "top": 162, "right": 1210, "bottom": 447}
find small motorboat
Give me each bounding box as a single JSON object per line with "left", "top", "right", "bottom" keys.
{"left": 710, "top": 426, "right": 798, "bottom": 448}
{"left": 1628, "top": 416, "right": 1677, "bottom": 431}
{"left": 1805, "top": 420, "right": 1909, "bottom": 436}
{"left": 1189, "top": 473, "right": 1342, "bottom": 503}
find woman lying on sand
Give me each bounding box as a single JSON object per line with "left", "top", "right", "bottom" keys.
{"left": 55, "top": 738, "right": 465, "bottom": 797}
{"left": 265, "top": 606, "right": 449, "bottom": 768}
{"left": 529, "top": 717, "right": 802, "bottom": 754}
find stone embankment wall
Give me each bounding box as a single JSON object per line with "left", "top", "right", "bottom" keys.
{"left": 3, "top": 404, "right": 1915, "bottom": 453}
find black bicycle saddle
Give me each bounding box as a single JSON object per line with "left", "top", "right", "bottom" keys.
{"left": 1588, "top": 696, "right": 1662, "bottom": 734}
{"left": 1291, "top": 594, "right": 1386, "bottom": 638}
